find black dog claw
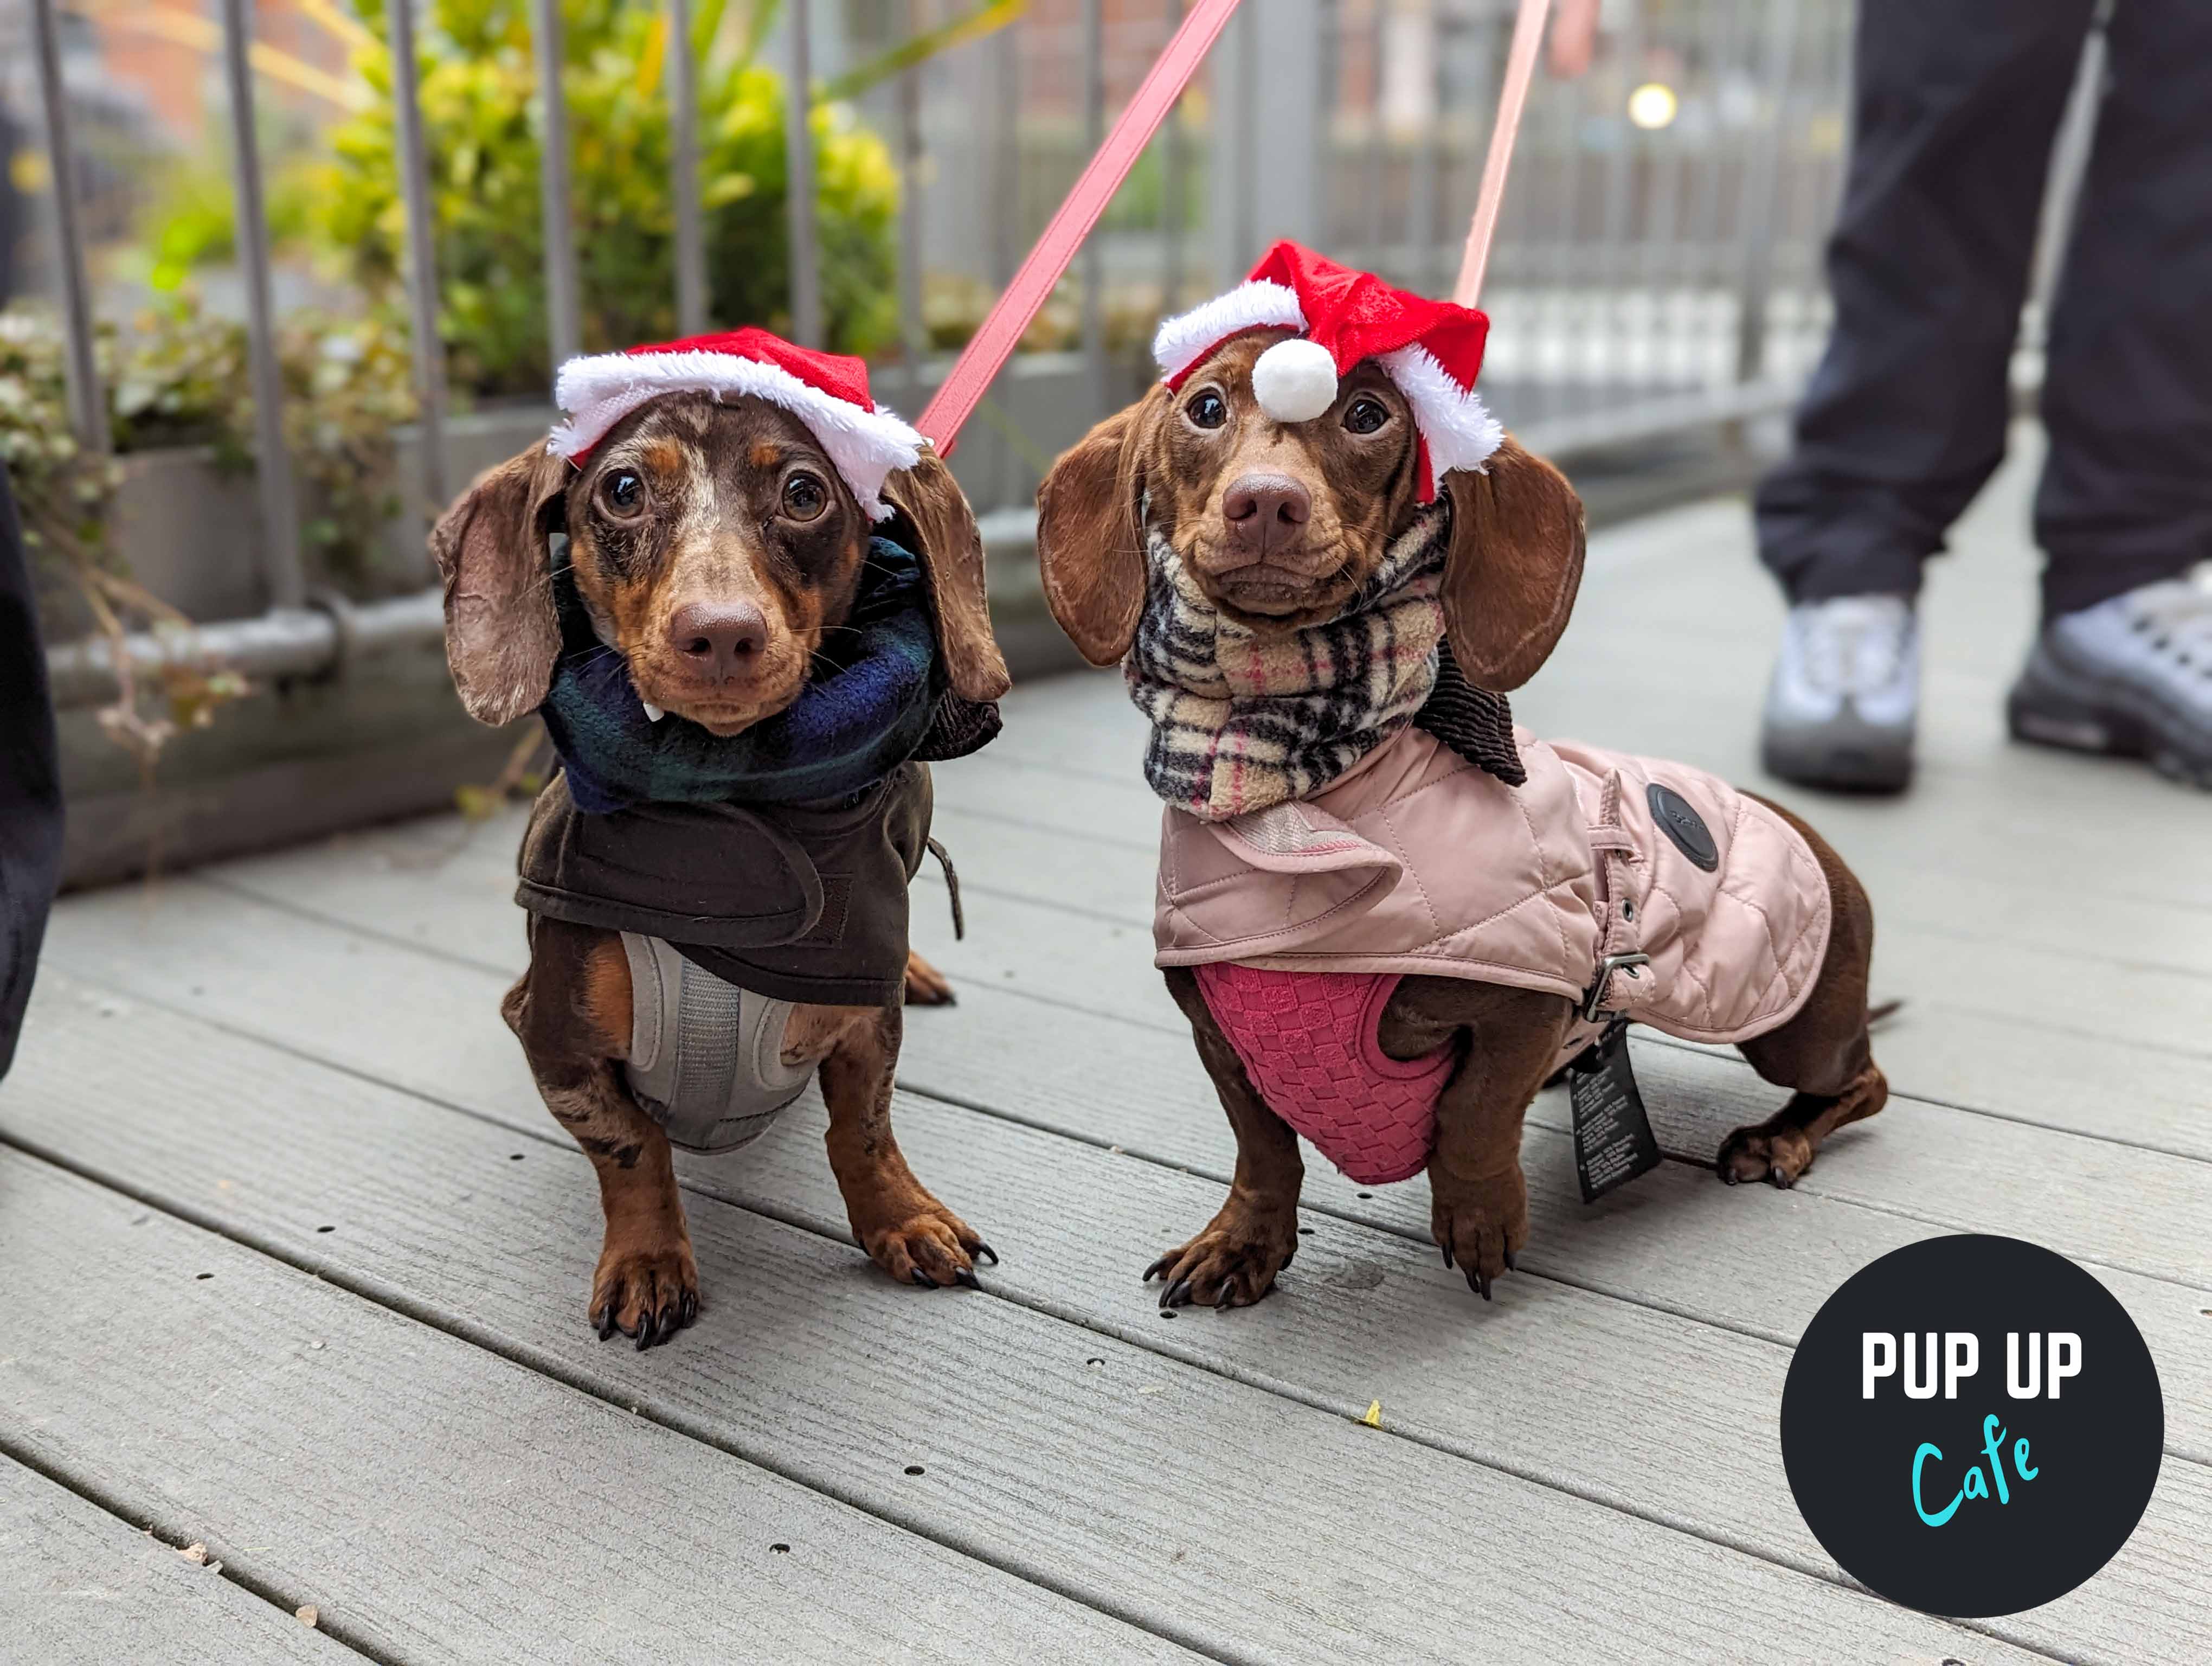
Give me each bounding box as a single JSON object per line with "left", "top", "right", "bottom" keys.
{"left": 596, "top": 1307, "right": 618, "bottom": 1341}
{"left": 1441, "top": 1244, "right": 1455, "bottom": 1270}
{"left": 1142, "top": 1255, "right": 1171, "bottom": 1283}
{"left": 911, "top": 1267, "right": 938, "bottom": 1288}
{"left": 1769, "top": 1164, "right": 1793, "bottom": 1189}
{"left": 1161, "top": 1278, "right": 1193, "bottom": 1310}
{"left": 953, "top": 1268, "right": 982, "bottom": 1291}
{"left": 1479, "top": 1274, "right": 1493, "bottom": 1302}
{"left": 1719, "top": 1165, "right": 1740, "bottom": 1185}
{"left": 973, "top": 1242, "right": 1000, "bottom": 1266}
{"left": 1503, "top": 1248, "right": 1515, "bottom": 1272}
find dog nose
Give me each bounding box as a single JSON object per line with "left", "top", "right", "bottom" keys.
{"left": 668, "top": 601, "right": 769, "bottom": 680}
{"left": 1221, "top": 473, "right": 1313, "bottom": 561}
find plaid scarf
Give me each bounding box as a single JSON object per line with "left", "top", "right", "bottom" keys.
{"left": 1125, "top": 507, "right": 1454, "bottom": 819}
{"left": 542, "top": 537, "right": 979, "bottom": 814}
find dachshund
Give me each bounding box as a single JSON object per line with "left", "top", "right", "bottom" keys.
{"left": 433, "top": 376, "right": 1007, "bottom": 1347}
{"left": 1034, "top": 324, "right": 1887, "bottom": 1312}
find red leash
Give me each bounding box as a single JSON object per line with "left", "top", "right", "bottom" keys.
{"left": 915, "top": 0, "right": 1246, "bottom": 454}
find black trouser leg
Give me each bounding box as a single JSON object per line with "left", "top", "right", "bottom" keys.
{"left": 0, "top": 470, "right": 62, "bottom": 1080}
{"left": 2034, "top": 0, "right": 2212, "bottom": 618}
{"left": 1756, "top": 0, "right": 2095, "bottom": 603}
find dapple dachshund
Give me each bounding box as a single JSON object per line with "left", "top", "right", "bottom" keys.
{"left": 432, "top": 375, "right": 1006, "bottom": 1347}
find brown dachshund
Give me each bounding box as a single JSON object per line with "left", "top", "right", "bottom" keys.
{"left": 1034, "top": 329, "right": 1887, "bottom": 1310}
{"left": 433, "top": 389, "right": 1007, "bottom": 1347}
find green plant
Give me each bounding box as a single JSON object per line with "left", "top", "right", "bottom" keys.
{"left": 0, "top": 308, "right": 248, "bottom": 770}
{"left": 308, "top": 0, "right": 901, "bottom": 396}
{"left": 1, "top": 300, "right": 419, "bottom": 766}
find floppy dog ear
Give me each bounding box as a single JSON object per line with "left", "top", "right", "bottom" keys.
{"left": 878, "top": 447, "right": 1012, "bottom": 704}
{"left": 1437, "top": 435, "right": 1587, "bottom": 691}
{"left": 429, "top": 445, "right": 570, "bottom": 725}
{"left": 1036, "top": 387, "right": 1161, "bottom": 667}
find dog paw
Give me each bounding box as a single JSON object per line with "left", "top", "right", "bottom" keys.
{"left": 861, "top": 1204, "right": 995, "bottom": 1290}
{"left": 590, "top": 1241, "right": 699, "bottom": 1350}
{"left": 1429, "top": 1168, "right": 1527, "bottom": 1301}
{"left": 1716, "top": 1122, "right": 1815, "bottom": 1189}
{"left": 903, "top": 952, "right": 955, "bottom": 1007}
{"left": 1143, "top": 1212, "right": 1297, "bottom": 1310}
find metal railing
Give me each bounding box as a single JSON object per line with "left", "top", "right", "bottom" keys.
{"left": 26, "top": 0, "right": 1882, "bottom": 701}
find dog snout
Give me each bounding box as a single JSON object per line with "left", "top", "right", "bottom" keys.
{"left": 1221, "top": 473, "right": 1313, "bottom": 563}
{"left": 668, "top": 599, "right": 770, "bottom": 681}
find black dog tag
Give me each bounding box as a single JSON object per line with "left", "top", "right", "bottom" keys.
{"left": 1567, "top": 1021, "right": 1662, "bottom": 1202}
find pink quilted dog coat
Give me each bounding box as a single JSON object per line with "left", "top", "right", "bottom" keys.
{"left": 1160, "top": 725, "right": 1834, "bottom": 1184}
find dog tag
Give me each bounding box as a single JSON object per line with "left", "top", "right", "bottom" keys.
{"left": 1567, "top": 1020, "right": 1661, "bottom": 1203}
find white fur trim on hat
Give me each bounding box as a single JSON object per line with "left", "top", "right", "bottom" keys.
{"left": 1251, "top": 338, "right": 1340, "bottom": 424}
{"left": 546, "top": 350, "right": 924, "bottom": 520}
{"left": 1379, "top": 343, "right": 1503, "bottom": 478}
{"left": 1152, "top": 280, "right": 1307, "bottom": 382}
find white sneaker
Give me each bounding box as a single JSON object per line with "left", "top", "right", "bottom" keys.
{"left": 1760, "top": 595, "right": 1919, "bottom": 791}
{"left": 2008, "top": 571, "right": 2212, "bottom": 789}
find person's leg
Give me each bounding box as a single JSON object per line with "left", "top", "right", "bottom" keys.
{"left": 2005, "top": 0, "right": 2212, "bottom": 787}
{"left": 0, "top": 470, "right": 65, "bottom": 1080}
{"left": 1755, "top": 0, "right": 2095, "bottom": 790}
{"left": 1758, "top": 0, "right": 2095, "bottom": 600}
{"left": 2033, "top": 1, "right": 2212, "bottom": 614}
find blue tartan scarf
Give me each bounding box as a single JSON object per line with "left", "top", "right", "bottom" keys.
{"left": 541, "top": 537, "right": 942, "bottom": 813}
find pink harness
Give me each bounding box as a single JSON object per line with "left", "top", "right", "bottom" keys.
{"left": 1194, "top": 964, "right": 1456, "bottom": 1185}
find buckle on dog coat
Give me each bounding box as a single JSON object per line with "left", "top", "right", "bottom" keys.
{"left": 1580, "top": 952, "right": 1652, "bottom": 1023}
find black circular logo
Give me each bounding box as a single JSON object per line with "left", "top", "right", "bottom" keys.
{"left": 1645, "top": 783, "right": 1718, "bottom": 870}
{"left": 1780, "top": 1234, "right": 2162, "bottom": 1616}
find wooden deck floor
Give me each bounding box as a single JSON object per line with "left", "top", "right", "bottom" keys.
{"left": 5, "top": 437, "right": 2208, "bottom": 1664}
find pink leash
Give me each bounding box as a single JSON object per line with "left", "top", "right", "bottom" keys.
{"left": 916, "top": 0, "right": 1554, "bottom": 454}
{"left": 1455, "top": 0, "right": 1553, "bottom": 309}
{"left": 915, "top": 0, "right": 1247, "bottom": 454}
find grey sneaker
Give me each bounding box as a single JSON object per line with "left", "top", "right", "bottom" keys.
{"left": 2007, "top": 572, "right": 2212, "bottom": 789}
{"left": 1760, "top": 595, "right": 1919, "bottom": 792}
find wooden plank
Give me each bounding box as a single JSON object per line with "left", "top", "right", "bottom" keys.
{"left": 197, "top": 786, "right": 2212, "bottom": 1166}
{"left": 0, "top": 981, "right": 2062, "bottom": 1666}
{"left": 41, "top": 850, "right": 2212, "bottom": 1402}
{"left": 0, "top": 1155, "right": 1195, "bottom": 1666}
{"left": 909, "top": 814, "right": 2212, "bottom": 1083}
{"left": 925, "top": 748, "right": 2212, "bottom": 1066}
{"left": 0, "top": 1458, "right": 353, "bottom": 1665}
{"left": 934, "top": 765, "right": 2212, "bottom": 983}
{"left": 906, "top": 889, "right": 2212, "bottom": 1290}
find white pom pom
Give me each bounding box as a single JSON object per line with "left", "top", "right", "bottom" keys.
{"left": 1251, "top": 338, "right": 1339, "bottom": 424}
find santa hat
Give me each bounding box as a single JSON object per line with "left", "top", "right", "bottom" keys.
{"left": 545, "top": 326, "right": 923, "bottom": 521}
{"left": 1152, "top": 241, "right": 1501, "bottom": 502}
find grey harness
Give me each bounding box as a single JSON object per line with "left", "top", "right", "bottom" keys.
{"left": 613, "top": 840, "right": 965, "bottom": 1154}
{"left": 619, "top": 933, "right": 815, "bottom": 1153}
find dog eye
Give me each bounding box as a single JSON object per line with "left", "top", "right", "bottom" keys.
{"left": 1343, "top": 396, "right": 1391, "bottom": 435}
{"left": 1185, "top": 390, "right": 1227, "bottom": 430}
{"left": 782, "top": 471, "right": 828, "bottom": 521}
{"left": 600, "top": 471, "right": 645, "bottom": 516}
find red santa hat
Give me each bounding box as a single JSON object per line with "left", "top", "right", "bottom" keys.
{"left": 1152, "top": 241, "right": 1501, "bottom": 502}
{"left": 546, "top": 326, "right": 923, "bottom": 521}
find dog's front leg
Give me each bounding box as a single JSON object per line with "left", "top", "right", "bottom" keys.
{"left": 814, "top": 1001, "right": 993, "bottom": 1288}
{"left": 1148, "top": 968, "right": 1306, "bottom": 1310}
{"left": 504, "top": 919, "right": 697, "bottom": 1348}
{"left": 1385, "top": 981, "right": 1575, "bottom": 1302}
